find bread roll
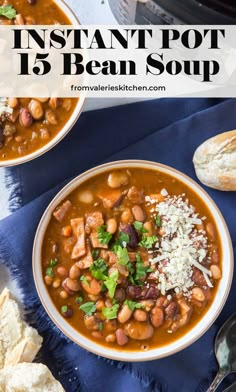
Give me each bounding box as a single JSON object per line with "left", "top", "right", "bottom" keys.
{"left": 193, "top": 130, "right": 236, "bottom": 191}
{"left": 0, "top": 363, "right": 65, "bottom": 391}
{"left": 0, "top": 288, "right": 42, "bottom": 369}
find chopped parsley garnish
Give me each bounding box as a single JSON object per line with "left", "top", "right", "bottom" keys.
{"left": 98, "top": 322, "right": 103, "bottom": 331}
{"left": 80, "top": 302, "right": 96, "bottom": 316}
{"left": 114, "top": 245, "right": 129, "bottom": 266}
{"left": 90, "top": 258, "right": 108, "bottom": 280}
{"left": 92, "top": 249, "right": 100, "bottom": 260}
{"left": 97, "top": 225, "right": 112, "bottom": 245}
{"left": 124, "top": 300, "right": 143, "bottom": 311}
{"left": 103, "top": 269, "right": 119, "bottom": 298}
{"left": 80, "top": 275, "right": 89, "bottom": 287}
{"left": 133, "top": 221, "right": 148, "bottom": 233}
{"left": 75, "top": 296, "right": 83, "bottom": 304}
{"left": 139, "top": 235, "right": 158, "bottom": 249}
{"left": 113, "top": 231, "right": 130, "bottom": 247}
{"left": 61, "top": 305, "right": 68, "bottom": 313}
{"left": 0, "top": 5, "right": 16, "bottom": 19}
{"left": 50, "top": 258, "right": 58, "bottom": 267}
{"left": 102, "top": 304, "right": 119, "bottom": 320}
{"left": 46, "top": 267, "right": 54, "bottom": 277}
{"left": 155, "top": 215, "right": 162, "bottom": 227}
{"left": 128, "top": 254, "right": 151, "bottom": 286}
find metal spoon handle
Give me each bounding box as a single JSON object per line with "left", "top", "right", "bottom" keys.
{"left": 206, "top": 369, "right": 229, "bottom": 392}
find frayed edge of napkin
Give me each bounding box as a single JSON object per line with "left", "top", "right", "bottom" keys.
{"left": 5, "top": 168, "right": 23, "bottom": 213}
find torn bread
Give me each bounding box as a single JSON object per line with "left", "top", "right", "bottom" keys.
{"left": 0, "top": 363, "right": 65, "bottom": 392}
{"left": 0, "top": 288, "right": 42, "bottom": 369}
{"left": 193, "top": 130, "right": 236, "bottom": 191}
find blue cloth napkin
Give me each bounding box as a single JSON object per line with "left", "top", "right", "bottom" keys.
{"left": 1, "top": 98, "right": 236, "bottom": 392}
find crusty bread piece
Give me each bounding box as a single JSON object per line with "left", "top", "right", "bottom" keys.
{"left": 0, "top": 288, "right": 42, "bottom": 369}
{"left": 0, "top": 363, "right": 65, "bottom": 392}
{"left": 193, "top": 130, "right": 236, "bottom": 191}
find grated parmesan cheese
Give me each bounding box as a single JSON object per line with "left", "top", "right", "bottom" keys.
{"left": 0, "top": 98, "right": 12, "bottom": 117}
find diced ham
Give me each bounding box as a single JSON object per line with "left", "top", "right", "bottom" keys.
{"left": 127, "top": 186, "right": 144, "bottom": 204}
{"left": 90, "top": 231, "right": 108, "bottom": 249}
{"left": 76, "top": 244, "right": 93, "bottom": 269}
{"left": 53, "top": 200, "right": 72, "bottom": 222}
{"left": 97, "top": 189, "right": 122, "bottom": 209}
{"left": 86, "top": 212, "right": 104, "bottom": 230}
{"left": 71, "top": 218, "right": 86, "bottom": 259}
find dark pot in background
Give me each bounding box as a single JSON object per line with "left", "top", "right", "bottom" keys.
{"left": 108, "top": 0, "right": 236, "bottom": 24}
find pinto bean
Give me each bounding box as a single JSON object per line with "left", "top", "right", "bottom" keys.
{"left": 81, "top": 278, "right": 102, "bottom": 295}
{"left": 62, "top": 98, "right": 72, "bottom": 111}
{"left": 28, "top": 99, "right": 44, "bottom": 120}
{"left": 118, "top": 304, "right": 133, "bottom": 323}
{"left": 52, "top": 278, "right": 61, "bottom": 288}
{"left": 104, "top": 319, "right": 117, "bottom": 333}
{"left": 145, "top": 285, "right": 159, "bottom": 300}
{"left": 206, "top": 222, "right": 216, "bottom": 241}
{"left": 57, "top": 266, "right": 69, "bottom": 278}
{"left": 143, "top": 221, "right": 153, "bottom": 236}
{"left": 134, "top": 309, "right": 147, "bottom": 322}
{"left": 64, "top": 277, "right": 80, "bottom": 293}
{"left": 69, "top": 264, "right": 81, "bottom": 280}
{"left": 44, "top": 275, "right": 53, "bottom": 286}
{"left": 46, "top": 110, "right": 57, "bottom": 125}
{"left": 107, "top": 171, "right": 128, "bottom": 188}
{"left": 60, "top": 290, "right": 69, "bottom": 299}
{"left": 192, "top": 288, "right": 205, "bottom": 302}
{"left": 8, "top": 98, "right": 18, "bottom": 109}
{"left": 150, "top": 307, "right": 164, "bottom": 327}
{"left": 106, "top": 334, "right": 116, "bottom": 343}
{"left": 19, "top": 108, "right": 33, "bottom": 127}
{"left": 106, "top": 218, "right": 117, "bottom": 234}
{"left": 125, "top": 321, "right": 154, "bottom": 340}
{"left": 140, "top": 300, "right": 155, "bottom": 312}
{"left": 121, "top": 208, "right": 134, "bottom": 224}
{"left": 165, "top": 302, "right": 179, "bottom": 319}
{"left": 116, "top": 328, "right": 129, "bottom": 346}
{"left": 78, "top": 190, "right": 94, "bottom": 204}
{"left": 84, "top": 315, "right": 100, "bottom": 331}
{"left": 210, "top": 265, "right": 221, "bottom": 280}
{"left": 132, "top": 205, "right": 146, "bottom": 222}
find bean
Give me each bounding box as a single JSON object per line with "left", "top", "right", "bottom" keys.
{"left": 49, "top": 97, "right": 61, "bottom": 110}
{"left": 29, "top": 99, "right": 44, "bottom": 120}
{"left": 118, "top": 304, "right": 133, "bottom": 323}
{"left": 8, "top": 98, "right": 18, "bottom": 109}
{"left": 132, "top": 205, "right": 146, "bottom": 222}
{"left": 15, "top": 14, "right": 24, "bottom": 25}
{"left": 19, "top": 108, "right": 33, "bottom": 127}
{"left": 107, "top": 171, "right": 128, "bottom": 188}
{"left": 125, "top": 321, "right": 154, "bottom": 340}
{"left": 52, "top": 278, "right": 61, "bottom": 288}
{"left": 44, "top": 275, "right": 53, "bottom": 286}
{"left": 143, "top": 221, "right": 153, "bottom": 236}
{"left": 140, "top": 300, "right": 155, "bottom": 312}
{"left": 192, "top": 287, "right": 205, "bottom": 302}
{"left": 46, "top": 110, "right": 57, "bottom": 125}
{"left": 62, "top": 98, "right": 72, "bottom": 112}
{"left": 65, "top": 277, "right": 80, "bottom": 292}
{"left": 106, "top": 218, "right": 117, "bottom": 234}
{"left": 114, "top": 288, "right": 125, "bottom": 302}
{"left": 78, "top": 190, "right": 94, "bottom": 204}
{"left": 106, "top": 334, "right": 116, "bottom": 343}
{"left": 84, "top": 315, "right": 99, "bottom": 331}
{"left": 115, "top": 329, "right": 129, "bottom": 346}
{"left": 25, "top": 16, "right": 36, "bottom": 24}
{"left": 104, "top": 319, "right": 117, "bottom": 333}
{"left": 40, "top": 128, "right": 50, "bottom": 140}
{"left": 121, "top": 208, "right": 134, "bottom": 224}
{"left": 210, "top": 265, "right": 222, "bottom": 280}
{"left": 61, "top": 306, "right": 73, "bottom": 318}
{"left": 134, "top": 309, "right": 147, "bottom": 322}
{"left": 105, "top": 299, "right": 112, "bottom": 308}
{"left": 69, "top": 264, "right": 81, "bottom": 280}
{"left": 60, "top": 290, "right": 69, "bottom": 299}
{"left": 62, "top": 225, "right": 72, "bottom": 237}
{"left": 96, "top": 300, "right": 105, "bottom": 312}
{"left": 88, "top": 294, "right": 99, "bottom": 301}
{"left": 206, "top": 222, "right": 216, "bottom": 241}
{"left": 92, "top": 331, "right": 102, "bottom": 339}
{"left": 81, "top": 278, "right": 101, "bottom": 295}
{"left": 28, "top": 0, "right": 37, "bottom": 4}
{"left": 57, "top": 266, "right": 69, "bottom": 278}
{"left": 150, "top": 307, "right": 164, "bottom": 327}
{"left": 15, "top": 135, "right": 25, "bottom": 143}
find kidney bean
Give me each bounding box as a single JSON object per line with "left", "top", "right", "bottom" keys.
{"left": 150, "top": 307, "right": 164, "bottom": 327}
{"left": 165, "top": 302, "right": 179, "bottom": 319}
{"left": 118, "top": 304, "right": 133, "bottom": 323}
{"left": 126, "top": 285, "right": 143, "bottom": 300}
{"left": 61, "top": 305, "right": 73, "bottom": 318}
{"left": 192, "top": 268, "right": 207, "bottom": 287}
{"left": 114, "top": 288, "right": 125, "bottom": 302}
{"left": 125, "top": 321, "right": 154, "bottom": 340}
{"left": 132, "top": 205, "right": 146, "bottom": 222}
{"left": 19, "top": 108, "right": 33, "bottom": 127}
{"left": 106, "top": 218, "right": 117, "bottom": 234}
{"left": 120, "top": 224, "right": 138, "bottom": 249}
{"left": 145, "top": 285, "right": 159, "bottom": 300}
{"left": 116, "top": 328, "right": 129, "bottom": 346}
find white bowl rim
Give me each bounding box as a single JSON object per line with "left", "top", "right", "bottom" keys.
{"left": 0, "top": 0, "right": 86, "bottom": 168}
{"left": 33, "top": 159, "right": 234, "bottom": 362}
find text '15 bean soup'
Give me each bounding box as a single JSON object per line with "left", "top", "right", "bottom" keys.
{"left": 0, "top": 0, "right": 78, "bottom": 162}
{"left": 42, "top": 168, "right": 222, "bottom": 351}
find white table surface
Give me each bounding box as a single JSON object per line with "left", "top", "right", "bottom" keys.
{"left": 0, "top": 0, "right": 147, "bottom": 221}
